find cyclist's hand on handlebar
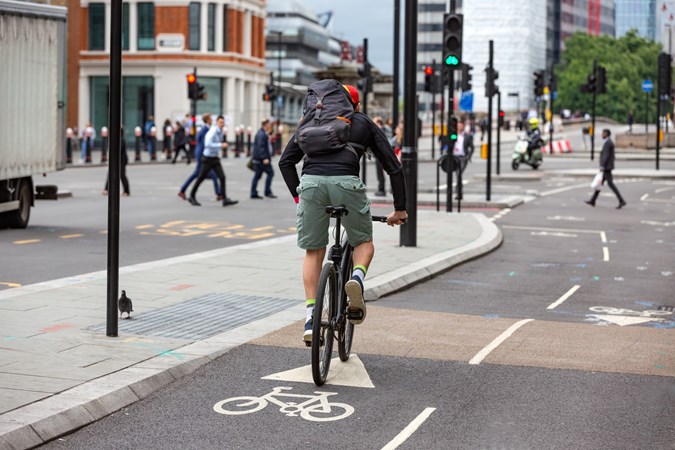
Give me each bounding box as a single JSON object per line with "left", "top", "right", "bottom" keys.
{"left": 387, "top": 210, "right": 408, "bottom": 226}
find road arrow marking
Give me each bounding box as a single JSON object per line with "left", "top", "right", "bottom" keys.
{"left": 261, "top": 354, "right": 375, "bottom": 388}
{"left": 589, "top": 315, "right": 665, "bottom": 327}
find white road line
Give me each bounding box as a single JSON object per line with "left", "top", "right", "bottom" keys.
{"left": 603, "top": 246, "right": 610, "bottom": 262}
{"left": 600, "top": 231, "right": 607, "bottom": 243}
{"left": 381, "top": 407, "right": 436, "bottom": 450}
{"left": 540, "top": 183, "right": 590, "bottom": 197}
{"left": 547, "top": 285, "right": 581, "bottom": 310}
{"left": 503, "top": 225, "right": 604, "bottom": 234}
{"left": 469, "top": 319, "right": 534, "bottom": 365}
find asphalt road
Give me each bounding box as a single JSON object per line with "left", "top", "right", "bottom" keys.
{"left": 37, "top": 167, "right": 675, "bottom": 449}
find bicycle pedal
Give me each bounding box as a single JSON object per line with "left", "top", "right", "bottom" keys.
{"left": 347, "top": 309, "right": 364, "bottom": 321}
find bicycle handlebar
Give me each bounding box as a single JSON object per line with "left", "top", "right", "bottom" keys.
{"left": 371, "top": 215, "right": 406, "bottom": 224}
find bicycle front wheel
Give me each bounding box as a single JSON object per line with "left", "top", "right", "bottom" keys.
{"left": 312, "top": 263, "right": 337, "bottom": 386}
{"left": 338, "top": 246, "right": 355, "bottom": 361}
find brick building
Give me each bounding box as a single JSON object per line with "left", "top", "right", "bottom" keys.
{"left": 66, "top": 0, "right": 267, "bottom": 142}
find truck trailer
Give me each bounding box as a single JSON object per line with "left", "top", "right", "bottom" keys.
{"left": 0, "top": 0, "right": 67, "bottom": 228}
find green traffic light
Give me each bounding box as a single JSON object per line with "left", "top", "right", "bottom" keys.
{"left": 450, "top": 133, "right": 458, "bottom": 140}
{"left": 445, "top": 55, "right": 459, "bottom": 66}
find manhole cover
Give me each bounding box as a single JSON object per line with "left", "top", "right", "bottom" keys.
{"left": 88, "top": 293, "right": 301, "bottom": 340}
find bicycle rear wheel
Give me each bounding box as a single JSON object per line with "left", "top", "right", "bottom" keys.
{"left": 338, "top": 246, "right": 354, "bottom": 361}
{"left": 312, "top": 263, "right": 337, "bottom": 386}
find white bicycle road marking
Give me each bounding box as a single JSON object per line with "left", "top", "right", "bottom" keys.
{"left": 547, "top": 285, "right": 581, "bottom": 310}
{"left": 213, "top": 386, "right": 354, "bottom": 422}
{"left": 589, "top": 306, "right": 673, "bottom": 317}
{"left": 504, "top": 226, "right": 610, "bottom": 261}
{"left": 381, "top": 407, "right": 437, "bottom": 450}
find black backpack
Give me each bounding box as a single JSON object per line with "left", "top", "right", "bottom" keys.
{"left": 296, "top": 79, "right": 358, "bottom": 157}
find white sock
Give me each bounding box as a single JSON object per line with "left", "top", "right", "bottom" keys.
{"left": 306, "top": 306, "right": 313, "bottom": 322}
{"left": 352, "top": 267, "right": 366, "bottom": 284}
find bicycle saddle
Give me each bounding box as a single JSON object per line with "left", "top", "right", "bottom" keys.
{"left": 325, "top": 205, "right": 349, "bottom": 217}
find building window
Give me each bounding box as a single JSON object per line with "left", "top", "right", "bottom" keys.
{"left": 88, "top": 3, "right": 105, "bottom": 50}
{"left": 189, "top": 2, "right": 200, "bottom": 50}
{"left": 208, "top": 3, "right": 216, "bottom": 51}
{"left": 222, "top": 5, "right": 228, "bottom": 51}
{"left": 137, "top": 2, "right": 155, "bottom": 50}
{"left": 196, "top": 77, "right": 223, "bottom": 115}
{"left": 122, "top": 3, "right": 129, "bottom": 50}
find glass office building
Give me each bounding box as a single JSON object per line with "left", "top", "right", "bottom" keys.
{"left": 615, "top": 0, "right": 656, "bottom": 40}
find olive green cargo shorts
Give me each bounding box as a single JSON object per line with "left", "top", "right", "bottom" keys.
{"left": 296, "top": 175, "right": 372, "bottom": 250}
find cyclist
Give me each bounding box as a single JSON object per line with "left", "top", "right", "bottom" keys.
{"left": 279, "top": 84, "right": 408, "bottom": 342}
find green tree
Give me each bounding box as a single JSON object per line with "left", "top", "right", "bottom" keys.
{"left": 556, "top": 30, "right": 663, "bottom": 124}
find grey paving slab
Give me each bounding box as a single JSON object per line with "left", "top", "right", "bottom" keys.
{"left": 0, "top": 373, "right": 81, "bottom": 395}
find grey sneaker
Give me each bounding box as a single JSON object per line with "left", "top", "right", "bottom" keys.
{"left": 345, "top": 276, "right": 366, "bottom": 324}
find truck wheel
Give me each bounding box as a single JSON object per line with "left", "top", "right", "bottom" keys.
{"left": 6, "top": 182, "right": 31, "bottom": 228}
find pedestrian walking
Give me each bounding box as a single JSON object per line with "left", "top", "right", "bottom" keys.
{"left": 178, "top": 114, "right": 221, "bottom": 200}
{"left": 584, "top": 129, "right": 626, "bottom": 209}
{"left": 250, "top": 119, "right": 277, "bottom": 199}
{"left": 172, "top": 120, "right": 191, "bottom": 164}
{"left": 189, "top": 115, "right": 237, "bottom": 207}
{"left": 143, "top": 116, "right": 155, "bottom": 156}
{"left": 627, "top": 111, "right": 634, "bottom": 134}
{"left": 79, "top": 121, "right": 96, "bottom": 163}
{"left": 162, "top": 119, "right": 172, "bottom": 160}
{"left": 102, "top": 128, "right": 130, "bottom": 196}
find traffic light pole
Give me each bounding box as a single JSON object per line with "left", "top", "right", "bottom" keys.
{"left": 486, "top": 40, "right": 493, "bottom": 202}
{"left": 446, "top": 68, "right": 454, "bottom": 213}
{"left": 361, "top": 38, "right": 369, "bottom": 185}
{"left": 590, "top": 60, "right": 597, "bottom": 161}
{"left": 431, "top": 59, "right": 436, "bottom": 160}
{"left": 106, "top": 0, "right": 123, "bottom": 337}
{"left": 656, "top": 91, "right": 661, "bottom": 171}
{"left": 393, "top": 0, "right": 400, "bottom": 128}
{"left": 496, "top": 89, "right": 501, "bottom": 176}
{"left": 549, "top": 68, "right": 555, "bottom": 156}
{"left": 190, "top": 67, "right": 197, "bottom": 154}
{"left": 400, "top": 0, "right": 417, "bottom": 247}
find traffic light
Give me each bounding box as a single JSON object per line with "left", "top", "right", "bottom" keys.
{"left": 485, "top": 66, "right": 498, "bottom": 98}
{"left": 424, "top": 66, "right": 433, "bottom": 92}
{"left": 442, "top": 13, "right": 463, "bottom": 67}
{"left": 357, "top": 62, "right": 372, "bottom": 94}
{"left": 196, "top": 83, "right": 207, "bottom": 101}
{"left": 448, "top": 116, "right": 458, "bottom": 141}
{"left": 533, "top": 70, "right": 545, "bottom": 97}
{"left": 658, "top": 53, "right": 672, "bottom": 98}
{"left": 498, "top": 110, "right": 505, "bottom": 127}
{"left": 596, "top": 65, "right": 607, "bottom": 95}
{"left": 461, "top": 63, "right": 473, "bottom": 91}
{"left": 262, "top": 84, "right": 276, "bottom": 102}
{"left": 187, "top": 73, "right": 197, "bottom": 100}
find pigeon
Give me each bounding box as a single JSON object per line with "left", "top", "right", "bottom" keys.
{"left": 118, "top": 290, "right": 133, "bottom": 319}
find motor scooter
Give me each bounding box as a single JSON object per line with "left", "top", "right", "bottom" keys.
{"left": 512, "top": 136, "right": 543, "bottom": 170}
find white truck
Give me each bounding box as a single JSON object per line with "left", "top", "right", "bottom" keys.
{"left": 0, "top": 0, "right": 67, "bottom": 228}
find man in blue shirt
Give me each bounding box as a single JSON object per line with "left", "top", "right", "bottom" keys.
{"left": 178, "top": 114, "right": 221, "bottom": 200}
{"left": 250, "top": 119, "right": 277, "bottom": 199}
{"left": 189, "top": 115, "right": 238, "bottom": 207}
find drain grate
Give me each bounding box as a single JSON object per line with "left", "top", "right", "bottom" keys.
{"left": 88, "top": 293, "right": 301, "bottom": 340}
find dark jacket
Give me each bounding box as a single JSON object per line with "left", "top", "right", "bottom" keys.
{"left": 252, "top": 128, "right": 271, "bottom": 162}
{"left": 599, "top": 137, "right": 615, "bottom": 171}
{"left": 279, "top": 112, "right": 407, "bottom": 211}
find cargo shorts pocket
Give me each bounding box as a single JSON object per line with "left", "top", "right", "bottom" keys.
{"left": 297, "top": 180, "right": 320, "bottom": 202}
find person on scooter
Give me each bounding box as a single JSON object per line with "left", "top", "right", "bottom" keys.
{"left": 526, "top": 118, "right": 543, "bottom": 161}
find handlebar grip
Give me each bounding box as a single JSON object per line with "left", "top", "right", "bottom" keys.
{"left": 371, "top": 216, "right": 407, "bottom": 224}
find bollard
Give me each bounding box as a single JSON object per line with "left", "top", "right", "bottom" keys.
{"left": 246, "top": 126, "right": 253, "bottom": 157}
{"left": 85, "top": 126, "right": 94, "bottom": 163}
{"left": 150, "top": 126, "right": 157, "bottom": 161}
{"left": 134, "top": 126, "right": 142, "bottom": 161}
{"left": 222, "top": 127, "right": 228, "bottom": 158}
{"left": 65, "top": 128, "right": 73, "bottom": 164}
{"left": 101, "top": 126, "right": 109, "bottom": 163}
{"left": 234, "top": 126, "right": 241, "bottom": 158}
{"left": 164, "top": 125, "right": 172, "bottom": 160}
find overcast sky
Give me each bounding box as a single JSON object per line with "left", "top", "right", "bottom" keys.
{"left": 301, "top": 0, "right": 398, "bottom": 75}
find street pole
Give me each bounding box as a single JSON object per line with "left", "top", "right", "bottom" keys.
{"left": 400, "top": 0, "right": 417, "bottom": 247}
{"left": 486, "top": 40, "right": 493, "bottom": 202}
{"left": 496, "top": 90, "right": 501, "bottom": 176}
{"left": 277, "top": 31, "right": 282, "bottom": 137}
{"left": 549, "top": 68, "right": 555, "bottom": 156}
{"left": 190, "top": 67, "right": 197, "bottom": 158}
{"left": 446, "top": 67, "right": 454, "bottom": 213}
{"left": 393, "top": 0, "right": 400, "bottom": 127}
{"left": 361, "top": 38, "right": 369, "bottom": 184}
{"left": 431, "top": 58, "right": 436, "bottom": 160}
{"left": 645, "top": 91, "right": 649, "bottom": 135}
{"left": 657, "top": 90, "right": 661, "bottom": 171}
{"left": 106, "top": 0, "right": 122, "bottom": 337}
{"left": 590, "top": 60, "right": 597, "bottom": 161}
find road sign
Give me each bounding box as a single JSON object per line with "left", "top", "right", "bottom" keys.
{"left": 459, "top": 91, "right": 473, "bottom": 112}
{"left": 642, "top": 79, "right": 654, "bottom": 92}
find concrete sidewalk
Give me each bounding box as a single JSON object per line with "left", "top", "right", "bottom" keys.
{"left": 0, "top": 210, "right": 502, "bottom": 449}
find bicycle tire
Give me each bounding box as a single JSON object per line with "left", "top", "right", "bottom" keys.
{"left": 312, "top": 263, "right": 337, "bottom": 386}
{"left": 338, "top": 246, "right": 355, "bottom": 361}
{"left": 300, "top": 401, "right": 355, "bottom": 422}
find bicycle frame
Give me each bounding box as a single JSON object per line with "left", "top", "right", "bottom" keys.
{"left": 327, "top": 213, "right": 354, "bottom": 334}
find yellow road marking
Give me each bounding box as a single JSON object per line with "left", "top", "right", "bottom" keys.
{"left": 60, "top": 234, "right": 83, "bottom": 239}
{"left": 0, "top": 282, "right": 22, "bottom": 288}
{"left": 135, "top": 224, "right": 154, "bottom": 229}
{"left": 160, "top": 220, "right": 186, "bottom": 228}
{"left": 13, "top": 239, "right": 40, "bottom": 245}
{"left": 246, "top": 233, "right": 275, "bottom": 239}
{"left": 251, "top": 225, "right": 274, "bottom": 232}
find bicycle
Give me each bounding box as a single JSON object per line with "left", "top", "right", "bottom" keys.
{"left": 310, "top": 205, "right": 391, "bottom": 386}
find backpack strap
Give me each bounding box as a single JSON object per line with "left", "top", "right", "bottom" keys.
{"left": 313, "top": 96, "right": 324, "bottom": 124}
